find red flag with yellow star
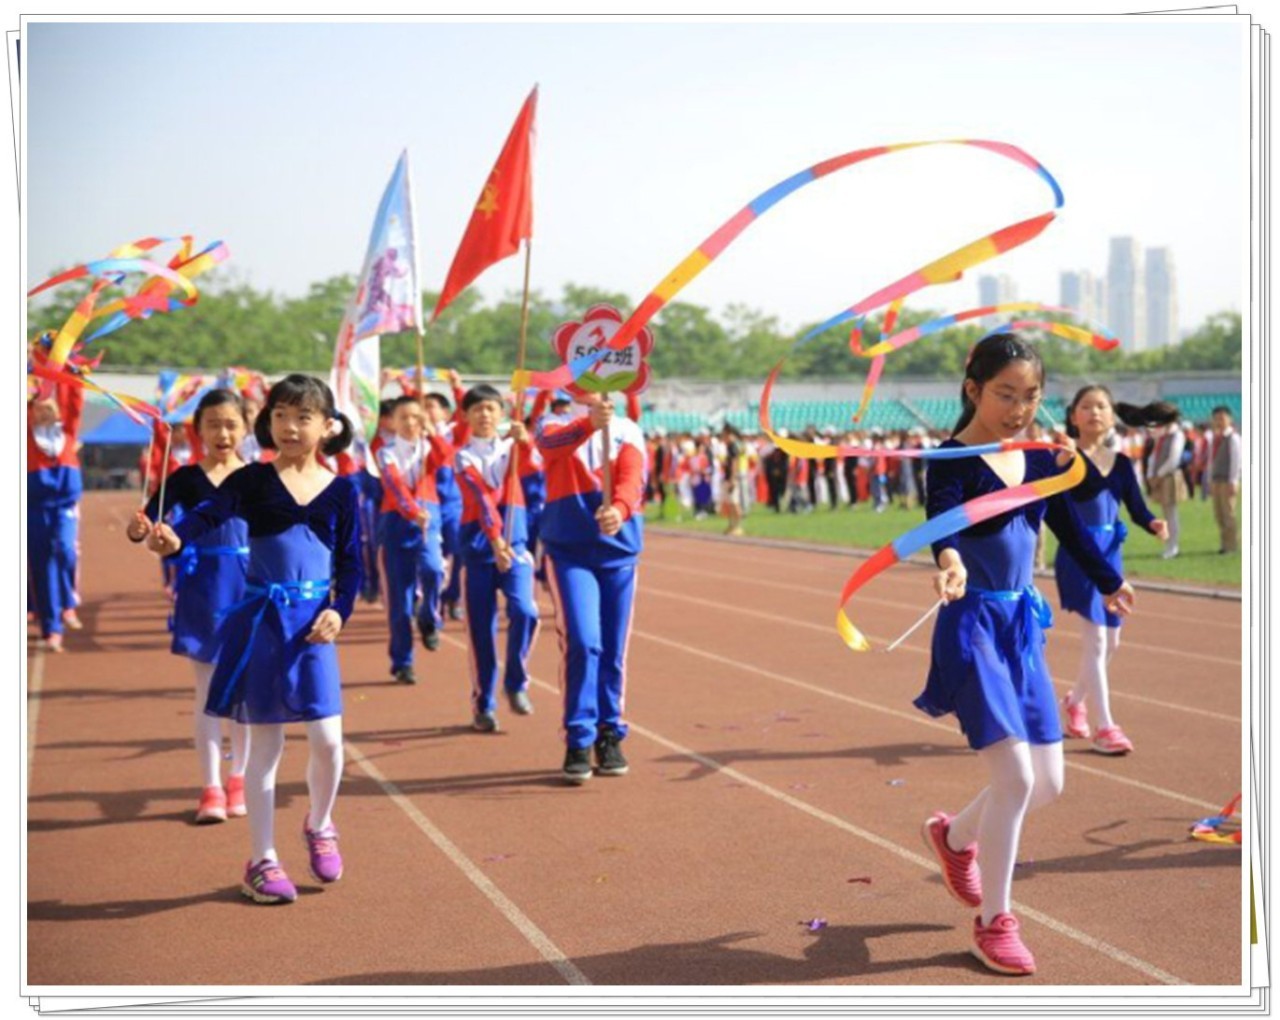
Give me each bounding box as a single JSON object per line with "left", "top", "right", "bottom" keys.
{"left": 432, "top": 87, "right": 537, "bottom": 320}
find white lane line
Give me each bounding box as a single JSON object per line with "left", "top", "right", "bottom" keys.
{"left": 27, "top": 642, "right": 45, "bottom": 779}
{"left": 641, "top": 584, "right": 1241, "bottom": 725}
{"left": 643, "top": 559, "right": 1244, "bottom": 668}
{"left": 646, "top": 536, "right": 1244, "bottom": 631}
{"left": 344, "top": 740, "right": 590, "bottom": 986}
{"left": 630, "top": 627, "right": 1224, "bottom": 812}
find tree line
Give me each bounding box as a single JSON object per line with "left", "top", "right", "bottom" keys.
{"left": 29, "top": 272, "right": 1242, "bottom": 380}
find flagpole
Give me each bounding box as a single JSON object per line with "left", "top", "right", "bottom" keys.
{"left": 504, "top": 238, "right": 534, "bottom": 546}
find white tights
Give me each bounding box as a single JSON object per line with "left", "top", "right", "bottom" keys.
{"left": 1067, "top": 619, "right": 1122, "bottom": 731}
{"left": 945, "top": 738, "right": 1064, "bottom": 924}
{"left": 244, "top": 715, "right": 344, "bottom": 865}
{"left": 191, "top": 661, "right": 249, "bottom": 788}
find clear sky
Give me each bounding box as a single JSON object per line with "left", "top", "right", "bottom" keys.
{"left": 24, "top": 16, "right": 1248, "bottom": 338}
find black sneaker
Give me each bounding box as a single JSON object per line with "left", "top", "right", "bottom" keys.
{"left": 507, "top": 689, "right": 534, "bottom": 715}
{"left": 417, "top": 614, "right": 439, "bottom": 651}
{"left": 562, "top": 746, "right": 593, "bottom": 784}
{"left": 392, "top": 666, "right": 417, "bottom": 685}
{"left": 594, "top": 728, "right": 629, "bottom": 777}
{"left": 472, "top": 711, "right": 499, "bottom": 733}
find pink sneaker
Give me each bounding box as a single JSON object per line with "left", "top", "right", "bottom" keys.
{"left": 1093, "top": 725, "right": 1134, "bottom": 755}
{"left": 972, "top": 912, "right": 1037, "bottom": 975}
{"left": 194, "top": 785, "right": 227, "bottom": 824}
{"left": 921, "top": 812, "right": 982, "bottom": 908}
{"left": 1061, "top": 696, "right": 1091, "bottom": 739}
{"left": 303, "top": 817, "right": 344, "bottom": 883}
{"left": 225, "top": 774, "right": 247, "bottom": 818}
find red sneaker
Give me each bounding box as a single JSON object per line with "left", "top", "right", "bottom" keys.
{"left": 195, "top": 785, "right": 227, "bottom": 824}
{"left": 972, "top": 912, "right": 1037, "bottom": 975}
{"left": 225, "top": 774, "right": 247, "bottom": 817}
{"left": 1061, "top": 695, "right": 1091, "bottom": 739}
{"left": 921, "top": 812, "right": 982, "bottom": 908}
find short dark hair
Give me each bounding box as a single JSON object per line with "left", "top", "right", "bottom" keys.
{"left": 389, "top": 395, "right": 423, "bottom": 414}
{"left": 462, "top": 384, "right": 504, "bottom": 412}
{"left": 422, "top": 391, "right": 452, "bottom": 412}
{"left": 193, "top": 388, "right": 247, "bottom": 430}
{"left": 1211, "top": 405, "right": 1233, "bottom": 418}
{"left": 550, "top": 397, "right": 572, "bottom": 413}
{"left": 377, "top": 399, "right": 397, "bottom": 419}
{"left": 254, "top": 374, "right": 353, "bottom": 457}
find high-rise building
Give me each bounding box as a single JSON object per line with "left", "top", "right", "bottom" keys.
{"left": 1107, "top": 237, "right": 1146, "bottom": 350}
{"left": 977, "top": 274, "right": 1018, "bottom": 328}
{"left": 1060, "top": 269, "right": 1101, "bottom": 323}
{"left": 1145, "top": 247, "right": 1178, "bottom": 348}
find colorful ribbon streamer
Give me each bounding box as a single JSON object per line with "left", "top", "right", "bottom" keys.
{"left": 513, "top": 138, "right": 1064, "bottom": 393}
{"left": 28, "top": 235, "right": 228, "bottom": 367}
{"left": 27, "top": 357, "right": 162, "bottom": 424}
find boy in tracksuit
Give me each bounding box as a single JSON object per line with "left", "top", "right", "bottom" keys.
{"left": 535, "top": 394, "right": 646, "bottom": 784}
{"left": 28, "top": 379, "right": 86, "bottom": 652}
{"left": 376, "top": 396, "right": 451, "bottom": 684}
{"left": 454, "top": 385, "right": 541, "bottom": 732}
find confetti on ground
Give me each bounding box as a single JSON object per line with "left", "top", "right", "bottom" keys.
{"left": 775, "top": 713, "right": 801, "bottom": 723}
{"left": 1014, "top": 860, "right": 1035, "bottom": 868}
{"left": 788, "top": 783, "right": 814, "bottom": 791}
{"left": 847, "top": 877, "right": 873, "bottom": 884}
{"left": 594, "top": 875, "right": 609, "bottom": 884}
{"left": 484, "top": 854, "right": 515, "bottom": 862}
{"left": 887, "top": 779, "right": 907, "bottom": 787}
{"left": 800, "top": 918, "right": 828, "bottom": 932}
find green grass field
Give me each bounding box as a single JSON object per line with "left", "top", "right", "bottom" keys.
{"left": 646, "top": 492, "right": 1243, "bottom": 589}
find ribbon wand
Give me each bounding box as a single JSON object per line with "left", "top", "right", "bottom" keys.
{"left": 153, "top": 422, "right": 175, "bottom": 525}
{"left": 884, "top": 598, "right": 946, "bottom": 653}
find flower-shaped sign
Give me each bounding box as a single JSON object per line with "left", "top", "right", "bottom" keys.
{"left": 550, "top": 304, "right": 653, "bottom": 398}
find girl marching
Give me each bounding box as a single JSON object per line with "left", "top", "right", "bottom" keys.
{"left": 148, "top": 375, "right": 362, "bottom": 905}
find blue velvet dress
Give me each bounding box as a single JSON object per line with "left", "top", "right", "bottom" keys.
{"left": 1054, "top": 453, "right": 1156, "bottom": 628}
{"left": 172, "top": 462, "right": 362, "bottom": 724}
{"left": 144, "top": 465, "right": 249, "bottom": 663}
{"left": 916, "top": 443, "right": 1123, "bottom": 750}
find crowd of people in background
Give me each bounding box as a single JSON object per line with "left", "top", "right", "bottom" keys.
{"left": 641, "top": 408, "right": 1243, "bottom": 558}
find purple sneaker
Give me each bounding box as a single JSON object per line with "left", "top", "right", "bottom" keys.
{"left": 241, "top": 859, "right": 297, "bottom": 904}
{"left": 304, "top": 819, "right": 344, "bottom": 883}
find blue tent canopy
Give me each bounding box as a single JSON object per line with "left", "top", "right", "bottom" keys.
{"left": 80, "top": 410, "right": 151, "bottom": 446}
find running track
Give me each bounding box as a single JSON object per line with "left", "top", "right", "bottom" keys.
{"left": 25, "top": 492, "right": 1244, "bottom": 988}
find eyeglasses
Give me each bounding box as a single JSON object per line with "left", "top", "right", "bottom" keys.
{"left": 989, "top": 391, "right": 1043, "bottom": 411}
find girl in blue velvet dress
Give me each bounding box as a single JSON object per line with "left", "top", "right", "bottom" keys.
{"left": 150, "top": 375, "right": 362, "bottom": 905}
{"left": 915, "top": 334, "right": 1137, "bottom": 977}
{"left": 128, "top": 390, "right": 251, "bottom": 825}
{"left": 1054, "top": 386, "right": 1170, "bottom": 756}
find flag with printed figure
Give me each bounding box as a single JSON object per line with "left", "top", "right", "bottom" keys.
{"left": 432, "top": 87, "right": 537, "bottom": 320}
{"left": 333, "top": 150, "right": 423, "bottom": 443}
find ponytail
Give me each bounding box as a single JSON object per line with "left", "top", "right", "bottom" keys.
{"left": 1114, "top": 400, "right": 1181, "bottom": 429}
{"left": 322, "top": 411, "right": 354, "bottom": 456}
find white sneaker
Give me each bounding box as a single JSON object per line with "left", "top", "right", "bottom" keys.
{"left": 1161, "top": 547, "right": 1180, "bottom": 560}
